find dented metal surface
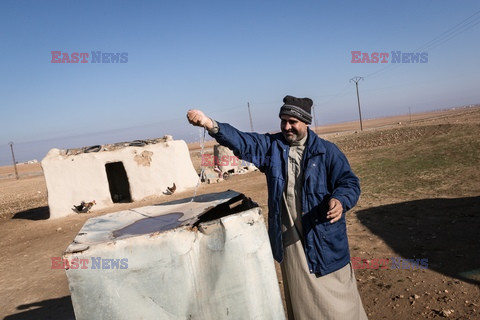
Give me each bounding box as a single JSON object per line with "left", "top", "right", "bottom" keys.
{"left": 65, "top": 190, "right": 245, "bottom": 249}
{"left": 64, "top": 190, "right": 285, "bottom": 320}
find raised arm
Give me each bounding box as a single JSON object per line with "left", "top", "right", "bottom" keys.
{"left": 186, "top": 109, "right": 273, "bottom": 170}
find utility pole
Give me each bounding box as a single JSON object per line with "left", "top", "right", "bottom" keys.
{"left": 9, "top": 142, "right": 19, "bottom": 180}
{"left": 312, "top": 104, "right": 318, "bottom": 133}
{"left": 350, "top": 76, "right": 364, "bottom": 131}
{"left": 247, "top": 102, "right": 254, "bottom": 132}
{"left": 409, "top": 106, "right": 412, "bottom": 123}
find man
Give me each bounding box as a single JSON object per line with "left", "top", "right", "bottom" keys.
{"left": 187, "top": 95, "right": 367, "bottom": 319}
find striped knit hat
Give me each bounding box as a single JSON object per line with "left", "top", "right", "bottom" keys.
{"left": 279, "top": 95, "right": 313, "bottom": 125}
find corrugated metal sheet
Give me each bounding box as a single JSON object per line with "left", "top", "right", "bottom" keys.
{"left": 64, "top": 191, "right": 285, "bottom": 319}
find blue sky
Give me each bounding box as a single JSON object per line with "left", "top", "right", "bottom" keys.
{"left": 1, "top": 0, "right": 479, "bottom": 165}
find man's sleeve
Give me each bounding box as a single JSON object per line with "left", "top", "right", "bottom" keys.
{"left": 207, "top": 119, "right": 220, "bottom": 134}
{"left": 209, "top": 121, "right": 272, "bottom": 170}
{"left": 327, "top": 144, "right": 361, "bottom": 212}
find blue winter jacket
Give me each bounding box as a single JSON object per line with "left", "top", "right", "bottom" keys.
{"left": 210, "top": 122, "right": 361, "bottom": 275}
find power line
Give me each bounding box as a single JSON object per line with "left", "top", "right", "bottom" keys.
{"left": 314, "top": 84, "right": 351, "bottom": 107}
{"left": 364, "top": 62, "right": 402, "bottom": 80}
{"left": 414, "top": 9, "right": 480, "bottom": 52}
{"left": 365, "top": 9, "right": 480, "bottom": 80}
{"left": 423, "top": 18, "right": 480, "bottom": 52}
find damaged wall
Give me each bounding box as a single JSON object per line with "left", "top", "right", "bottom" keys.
{"left": 213, "top": 144, "right": 256, "bottom": 174}
{"left": 41, "top": 137, "right": 199, "bottom": 219}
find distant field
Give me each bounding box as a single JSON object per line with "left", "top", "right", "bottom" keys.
{"left": 335, "top": 119, "right": 480, "bottom": 201}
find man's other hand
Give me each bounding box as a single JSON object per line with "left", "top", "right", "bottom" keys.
{"left": 187, "top": 109, "right": 214, "bottom": 130}
{"left": 326, "top": 198, "right": 343, "bottom": 223}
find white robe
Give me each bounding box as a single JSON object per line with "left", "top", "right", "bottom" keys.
{"left": 280, "top": 134, "right": 368, "bottom": 320}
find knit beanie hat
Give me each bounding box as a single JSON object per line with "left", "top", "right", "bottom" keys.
{"left": 279, "top": 95, "right": 313, "bottom": 125}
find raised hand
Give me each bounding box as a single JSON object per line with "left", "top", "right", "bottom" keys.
{"left": 186, "top": 109, "right": 214, "bottom": 130}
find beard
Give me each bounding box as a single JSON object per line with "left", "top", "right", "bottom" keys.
{"left": 282, "top": 129, "right": 303, "bottom": 143}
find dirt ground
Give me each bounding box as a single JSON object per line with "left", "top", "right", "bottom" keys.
{"left": 1, "top": 107, "right": 479, "bottom": 319}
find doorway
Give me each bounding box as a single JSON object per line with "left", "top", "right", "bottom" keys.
{"left": 105, "top": 162, "right": 132, "bottom": 203}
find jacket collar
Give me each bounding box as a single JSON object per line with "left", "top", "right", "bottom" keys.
{"left": 305, "top": 128, "right": 326, "bottom": 155}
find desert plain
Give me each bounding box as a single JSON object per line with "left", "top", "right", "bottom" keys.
{"left": 0, "top": 107, "right": 479, "bottom": 319}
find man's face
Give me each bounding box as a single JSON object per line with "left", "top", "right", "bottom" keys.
{"left": 280, "top": 115, "right": 308, "bottom": 143}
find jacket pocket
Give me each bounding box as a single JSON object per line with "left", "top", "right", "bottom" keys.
{"left": 316, "top": 222, "right": 349, "bottom": 268}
